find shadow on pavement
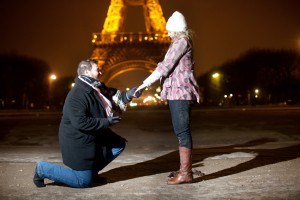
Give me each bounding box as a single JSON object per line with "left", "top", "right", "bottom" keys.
{"left": 100, "top": 138, "right": 300, "bottom": 184}
{"left": 194, "top": 139, "right": 300, "bottom": 183}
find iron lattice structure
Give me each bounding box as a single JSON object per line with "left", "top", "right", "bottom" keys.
{"left": 91, "top": 0, "right": 170, "bottom": 83}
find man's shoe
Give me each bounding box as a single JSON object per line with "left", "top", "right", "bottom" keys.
{"left": 33, "top": 167, "right": 45, "bottom": 187}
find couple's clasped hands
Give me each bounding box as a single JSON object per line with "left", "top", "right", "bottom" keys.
{"left": 108, "top": 85, "right": 144, "bottom": 127}
{"left": 133, "top": 84, "right": 147, "bottom": 98}
{"left": 126, "top": 86, "right": 143, "bottom": 99}
{"left": 126, "top": 84, "right": 146, "bottom": 99}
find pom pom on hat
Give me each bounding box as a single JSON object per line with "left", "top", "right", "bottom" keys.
{"left": 166, "top": 11, "right": 187, "bottom": 32}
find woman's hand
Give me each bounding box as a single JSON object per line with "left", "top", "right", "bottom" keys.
{"left": 134, "top": 84, "right": 146, "bottom": 97}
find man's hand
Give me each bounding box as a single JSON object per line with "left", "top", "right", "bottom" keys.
{"left": 108, "top": 116, "right": 121, "bottom": 126}
{"left": 134, "top": 87, "right": 144, "bottom": 98}
{"left": 126, "top": 86, "right": 138, "bottom": 100}
{"left": 134, "top": 84, "right": 146, "bottom": 98}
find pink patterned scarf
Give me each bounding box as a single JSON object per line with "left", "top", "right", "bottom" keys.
{"left": 78, "top": 75, "right": 113, "bottom": 117}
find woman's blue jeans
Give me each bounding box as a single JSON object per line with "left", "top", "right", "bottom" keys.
{"left": 36, "top": 145, "right": 125, "bottom": 188}
{"left": 168, "top": 100, "right": 193, "bottom": 149}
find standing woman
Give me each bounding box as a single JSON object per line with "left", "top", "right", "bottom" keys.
{"left": 136, "top": 11, "right": 200, "bottom": 184}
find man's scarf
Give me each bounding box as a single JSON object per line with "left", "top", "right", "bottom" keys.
{"left": 78, "top": 75, "right": 113, "bottom": 117}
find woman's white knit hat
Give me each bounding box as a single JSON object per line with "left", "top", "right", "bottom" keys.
{"left": 166, "top": 11, "right": 187, "bottom": 32}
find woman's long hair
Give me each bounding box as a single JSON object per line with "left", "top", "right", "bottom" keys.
{"left": 171, "top": 29, "right": 194, "bottom": 49}
{"left": 172, "top": 29, "right": 194, "bottom": 41}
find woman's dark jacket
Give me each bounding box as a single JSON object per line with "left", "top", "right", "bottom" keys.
{"left": 59, "top": 77, "right": 126, "bottom": 171}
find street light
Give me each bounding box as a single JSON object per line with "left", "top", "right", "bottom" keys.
{"left": 48, "top": 74, "right": 57, "bottom": 109}
{"left": 211, "top": 72, "right": 222, "bottom": 87}
{"left": 212, "top": 72, "right": 220, "bottom": 79}
{"left": 50, "top": 74, "right": 57, "bottom": 80}
{"left": 254, "top": 89, "right": 260, "bottom": 98}
{"left": 211, "top": 72, "right": 221, "bottom": 87}
{"left": 210, "top": 72, "right": 222, "bottom": 105}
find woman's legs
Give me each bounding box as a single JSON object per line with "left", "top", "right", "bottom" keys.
{"left": 167, "top": 100, "right": 193, "bottom": 184}
{"left": 168, "top": 100, "right": 193, "bottom": 149}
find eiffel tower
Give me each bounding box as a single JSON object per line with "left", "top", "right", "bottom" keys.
{"left": 91, "top": 0, "right": 170, "bottom": 84}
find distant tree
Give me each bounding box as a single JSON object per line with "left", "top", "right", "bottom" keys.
{"left": 51, "top": 76, "right": 75, "bottom": 109}
{"left": 254, "top": 49, "right": 300, "bottom": 103}
{"left": 0, "top": 52, "right": 51, "bottom": 109}
{"left": 197, "top": 49, "right": 300, "bottom": 105}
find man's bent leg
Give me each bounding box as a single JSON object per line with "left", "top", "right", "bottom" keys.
{"left": 36, "top": 160, "right": 93, "bottom": 188}
{"left": 93, "top": 138, "right": 126, "bottom": 175}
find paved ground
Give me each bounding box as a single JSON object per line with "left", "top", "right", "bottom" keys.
{"left": 0, "top": 106, "right": 299, "bottom": 199}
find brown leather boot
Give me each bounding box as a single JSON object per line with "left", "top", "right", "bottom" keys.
{"left": 167, "top": 146, "right": 193, "bottom": 184}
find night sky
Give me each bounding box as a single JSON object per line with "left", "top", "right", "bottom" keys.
{"left": 0, "top": 0, "right": 299, "bottom": 87}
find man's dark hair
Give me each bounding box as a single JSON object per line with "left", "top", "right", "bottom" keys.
{"left": 77, "top": 59, "right": 98, "bottom": 75}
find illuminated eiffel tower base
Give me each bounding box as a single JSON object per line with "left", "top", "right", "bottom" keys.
{"left": 91, "top": 0, "right": 170, "bottom": 84}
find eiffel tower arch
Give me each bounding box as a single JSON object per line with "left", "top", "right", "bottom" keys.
{"left": 91, "top": 0, "right": 170, "bottom": 84}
